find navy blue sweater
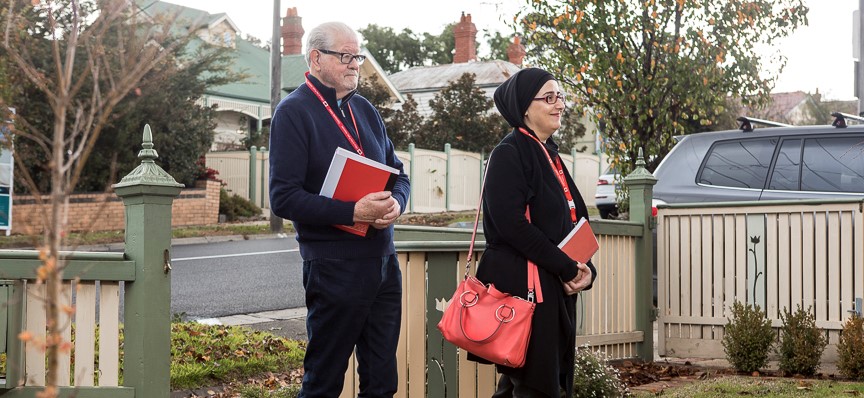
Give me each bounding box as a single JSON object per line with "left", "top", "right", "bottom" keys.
{"left": 269, "top": 74, "right": 410, "bottom": 260}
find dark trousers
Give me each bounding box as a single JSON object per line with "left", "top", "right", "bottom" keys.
{"left": 492, "top": 375, "right": 553, "bottom": 398}
{"left": 299, "top": 254, "right": 402, "bottom": 398}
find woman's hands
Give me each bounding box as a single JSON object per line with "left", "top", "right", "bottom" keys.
{"left": 562, "top": 262, "right": 592, "bottom": 295}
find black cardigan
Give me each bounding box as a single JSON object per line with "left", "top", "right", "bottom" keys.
{"left": 471, "top": 129, "right": 597, "bottom": 398}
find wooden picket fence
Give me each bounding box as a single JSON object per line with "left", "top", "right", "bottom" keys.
{"left": 656, "top": 199, "right": 864, "bottom": 361}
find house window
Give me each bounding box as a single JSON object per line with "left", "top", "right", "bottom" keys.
{"left": 223, "top": 32, "right": 233, "bottom": 47}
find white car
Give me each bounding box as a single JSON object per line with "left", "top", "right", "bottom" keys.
{"left": 594, "top": 166, "right": 619, "bottom": 219}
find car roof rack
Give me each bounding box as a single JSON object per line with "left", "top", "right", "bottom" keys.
{"left": 830, "top": 112, "right": 864, "bottom": 128}
{"left": 736, "top": 116, "right": 792, "bottom": 132}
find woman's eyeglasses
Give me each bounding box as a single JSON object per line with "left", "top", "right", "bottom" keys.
{"left": 532, "top": 93, "right": 566, "bottom": 105}
{"left": 317, "top": 49, "right": 367, "bottom": 65}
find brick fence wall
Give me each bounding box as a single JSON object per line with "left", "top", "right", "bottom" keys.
{"left": 9, "top": 179, "right": 220, "bottom": 235}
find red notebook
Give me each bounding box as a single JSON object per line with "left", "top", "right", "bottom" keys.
{"left": 320, "top": 147, "right": 399, "bottom": 237}
{"left": 558, "top": 217, "right": 600, "bottom": 264}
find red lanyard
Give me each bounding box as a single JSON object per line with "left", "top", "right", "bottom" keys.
{"left": 518, "top": 128, "right": 578, "bottom": 223}
{"left": 304, "top": 72, "right": 364, "bottom": 156}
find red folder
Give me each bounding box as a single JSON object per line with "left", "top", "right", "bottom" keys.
{"left": 558, "top": 217, "right": 599, "bottom": 264}
{"left": 320, "top": 147, "right": 399, "bottom": 237}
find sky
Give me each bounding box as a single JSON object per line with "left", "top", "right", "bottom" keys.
{"left": 165, "top": 0, "right": 860, "bottom": 100}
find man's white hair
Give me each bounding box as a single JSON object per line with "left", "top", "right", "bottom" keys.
{"left": 305, "top": 22, "right": 359, "bottom": 67}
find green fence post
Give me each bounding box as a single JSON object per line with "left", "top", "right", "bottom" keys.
{"left": 249, "top": 146, "right": 258, "bottom": 206}
{"left": 623, "top": 148, "right": 657, "bottom": 362}
{"left": 408, "top": 143, "right": 415, "bottom": 213}
{"left": 444, "top": 143, "right": 451, "bottom": 211}
{"left": 260, "top": 147, "right": 268, "bottom": 210}
{"left": 113, "top": 125, "right": 183, "bottom": 397}
{"left": 3, "top": 281, "right": 24, "bottom": 388}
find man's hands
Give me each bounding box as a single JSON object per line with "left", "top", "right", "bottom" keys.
{"left": 354, "top": 191, "right": 401, "bottom": 229}
{"left": 562, "top": 262, "right": 592, "bottom": 295}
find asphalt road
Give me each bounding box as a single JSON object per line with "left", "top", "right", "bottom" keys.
{"left": 170, "top": 236, "right": 304, "bottom": 321}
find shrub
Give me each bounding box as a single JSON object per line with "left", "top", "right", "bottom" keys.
{"left": 722, "top": 301, "right": 775, "bottom": 373}
{"left": 837, "top": 314, "right": 864, "bottom": 380}
{"left": 220, "top": 188, "right": 262, "bottom": 221}
{"left": 572, "top": 345, "right": 629, "bottom": 398}
{"left": 776, "top": 305, "right": 827, "bottom": 376}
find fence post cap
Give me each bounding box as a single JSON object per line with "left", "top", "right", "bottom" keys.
{"left": 113, "top": 124, "right": 184, "bottom": 192}
{"left": 623, "top": 148, "right": 657, "bottom": 185}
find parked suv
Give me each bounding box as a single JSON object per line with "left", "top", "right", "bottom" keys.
{"left": 653, "top": 116, "right": 864, "bottom": 206}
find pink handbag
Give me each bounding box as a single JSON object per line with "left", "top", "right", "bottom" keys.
{"left": 436, "top": 263, "right": 539, "bottom": 367}
{"left": 436, "top": 160, "right": 542, "bottom": 368}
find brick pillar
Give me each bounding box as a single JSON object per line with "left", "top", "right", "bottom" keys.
{"left": 507, "top": 35, "right": 526, "bottom": 66}
{"left": 281, "top": 7, "right": 304, "bottom": 55}
{"left": 453, "top": 12, "right": 477, "bottom": 63}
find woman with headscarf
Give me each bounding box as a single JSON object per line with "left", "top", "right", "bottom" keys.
{"left": 468, "top": 67, "right": 597, "bottom": 397}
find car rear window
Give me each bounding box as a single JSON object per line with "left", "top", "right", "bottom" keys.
{"left": 698, "top": 138, "right": 776, "bottom": 189}
{"left": 801, "top": 136, "right": 864, "bottom": 193}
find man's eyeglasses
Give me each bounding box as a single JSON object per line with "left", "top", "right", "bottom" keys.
{"left": 317, "top": 49, "right": 366, "bottom": 65}
{"left": 532, "top": 93, "right": 566, "bottom": 105}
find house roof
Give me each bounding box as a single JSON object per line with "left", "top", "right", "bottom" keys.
{"left": 203, "top": 37, "right": 308, "bottom": 103}
{"left": 763, "top": 91, "right": 809, "bottom": 121}
{"left": 388, "top": 60, "right": 522, "bottom": 93}
{"left": 135, "top": 0, "right": 239, "bottom": 34}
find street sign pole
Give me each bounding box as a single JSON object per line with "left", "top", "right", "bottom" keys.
{"left": 269, "top": 0, "right": 285, "bottom": 235}
{"left": 857, "top": 2, "right": 864, "bottom": 115}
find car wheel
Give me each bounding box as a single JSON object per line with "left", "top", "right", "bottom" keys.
{"left": 599, "top": 208, "right": 611, "bottom": 219}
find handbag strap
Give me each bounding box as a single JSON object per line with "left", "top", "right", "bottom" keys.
{"left": 466, "top": 154, "right": 543, "bottom": 304}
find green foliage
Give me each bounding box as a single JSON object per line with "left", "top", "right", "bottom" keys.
{"left": 413, "top": 73, "right": 509, "bottom": 153}
{"left": 358, "top": 24, "right": 429, "bottom": 74}
{"left": 776, "top": 305, "right": 827, "bottom": 376}
{"left": 386, "top": 94, "right": 424, "bottom": 151}
{"left": 722, "top": 301, "right": 775, "bottom": 373}
{"left": 170, "top": 322, "right": 304, "bottom": 389}
{"left": 421, "top": 23, "right": 457, "bottom": 66}
{"left": 837, "top": 314, "right": 864, "bottom": 380}
{"left": 3, "top": 0, "right": 241, "bottom": 193}
{"left": 360, "top": 22, "right": 505, "bottom": 73}
{"left": 513, "top": 0, "right": 808, "bottom": 177}
{"left": 481, "top": 30, "right": 512, "bottom": 62}
{"left": 358, "top": 75, "right": 421, "bottom": 150}
{"left": 219, "top": 189, "right": 262, "bottom": 221}
{"left": 572, "top": 345, "right": 629, "bottom": 398}
{"left": 72, "top": 44, "right": 237, "bottom": 191}
{"left": 358, "top": 74, "right": 396, "bottom": 122}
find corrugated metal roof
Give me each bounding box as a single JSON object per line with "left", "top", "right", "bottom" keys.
{"left": 135, "top": 0, "right": 209, "bottom": 32}
{"left": 203, "top": 39, "right": 307, "bottom": 103}
{"left": 388, "top": 60, "right": 521, "bottom": 92}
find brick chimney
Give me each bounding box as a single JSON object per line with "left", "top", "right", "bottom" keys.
{"left": 281, "top": 7, "right": 304, "bottom": 55}
{"left": 507, "top": 35, "right": 526, "bottom": 66}
{"left": 453, "top": 12, "right": 477, "bottom": 63}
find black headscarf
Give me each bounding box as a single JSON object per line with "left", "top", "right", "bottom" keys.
{"left": 493, "top": 67, "right": 554, "bottom": 129}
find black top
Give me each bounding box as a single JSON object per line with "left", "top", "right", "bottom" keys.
{"left": 471, "top": 129, "right": 597, "bottom": 398}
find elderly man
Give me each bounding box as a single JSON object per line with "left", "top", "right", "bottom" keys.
{"left": 269, "top": 21, "right": 410, "bottom": 398}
